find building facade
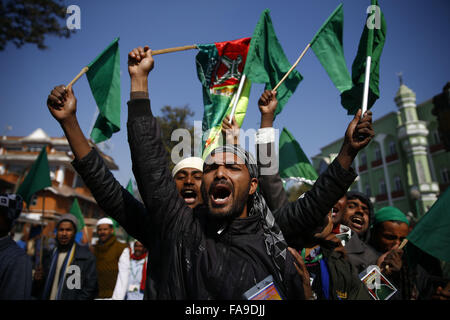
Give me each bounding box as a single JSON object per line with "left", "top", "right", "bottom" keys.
{"left": 312, "top": 82, "right": 450, "bottom": 219}
{"left": 0, "top": 128, "right": 120, "bottom": 241}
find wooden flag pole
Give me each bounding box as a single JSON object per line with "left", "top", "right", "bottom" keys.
{"left": 273, "top": 43, "right": 311, "bottom": 91}
{"left": 66, "top": 45, "right": 197, "bottom": 88}
{"left": 398, "top": 238, "right": 408, "bottom": 250}
{"left": 361, "top": 56, "right": 372, "bottom": 118}
{"left": 67, "top": 66, "right": 89, "bottom": 88}
{"left": 152, "top": 44, "right": 198, "bottom": 56}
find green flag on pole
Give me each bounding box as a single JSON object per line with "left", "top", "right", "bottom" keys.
{"left": 341, "top": 0, "right": 387, "bottom": 115}
{"left": 310, "top": 4, "right": 352, "bottom": 94}
{"left": 244, "top": 9, "right": 303, "bottom": 118}
{"left": 311, "top": 2, "right": 386, "bottom": 115}
{"left": 126, "top": 179, "right": 134, "bottom": 196}
{"left": 17, "top": 146, "right": 52, "bottom": 208}
{"left": 87, "top": 37, "right": 121, "bottom": 144}
{"left": 407, "top": 187, "right": 450, "bottom": 262}
{"left": 279, "top": 127, "right": 318, "bottom": 186}
{"left": 69, "top": 198, "right": 85, "bottom": 229}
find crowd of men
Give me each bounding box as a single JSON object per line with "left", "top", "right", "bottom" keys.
{"left": 1, "top": 45, "right": 449, "bottom": 300}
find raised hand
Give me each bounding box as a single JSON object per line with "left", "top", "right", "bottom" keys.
{"left": 258, "top": 90, "right": 278, "bottom": 128}
{"left": 128, "top": 45, "right": 154, "bottom": 80}
{"left": 344, "top": 109, "right": 374, "bottom": 153}
{"left": 47, "top": 85, "right": 77, "bottom": 124}
{"left": 337, "top": 109, "right": 374, "bottom": 170}
{"left": 221, "top": 115, "right": 240, "bottom": 145}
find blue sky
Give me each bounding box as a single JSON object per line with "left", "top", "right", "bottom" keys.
{"left": 1, "top": 0, "right": 449, "bottom": 187}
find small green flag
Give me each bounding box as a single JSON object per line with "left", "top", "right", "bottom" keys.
{"left": 407, "top": 187, "right": 450, "bottom": 262}
{"left": 69, "top": 198, "right": 85, "bottom": 229}
{"left": 126, "top": 179, "right": 134, "bottom": 196}
{"left": 279, "top": 127, "right": 318, "bottom": 186}
{"left": 17, "top": 147, "right": 52, "bottom": 207}
{"left": 87, "top": 37, "right": 121, "bottom": 144}
{"left": 341, "top": 0, "right": 387, "bottom": 114}
{"left": 310, "top": 4, "right": 353, "bottom": 94}
{"left": 244, "top": 9, "right": 303, "bottom": 117}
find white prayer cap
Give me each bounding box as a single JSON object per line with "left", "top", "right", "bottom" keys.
{"left": 171, "top": 157, "right": 204, "bottom": 177}
{"left": 96, "top": 217, "right": 114, "bottom": 227}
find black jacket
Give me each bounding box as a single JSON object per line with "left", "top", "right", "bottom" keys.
{"left": 32, "top": 243, "right": 98, "bottom": 300}
{"left": 72, "top": 98, "right": 357, "bottom": 299}
{"left": 0, "top": 236, "right": 32, "bottom": 300}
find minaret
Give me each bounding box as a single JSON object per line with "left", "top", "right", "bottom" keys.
{"left": 395, "top": 78, "right": 439, "bottom": 218}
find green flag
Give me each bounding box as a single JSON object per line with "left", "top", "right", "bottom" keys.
{"left": 407, "top": 187, "right": 450, "bottom": 262}
{"left": 69, "top": 198, "right": 85, "bottom": 229}
{"left": 87, "top": 37, "right": 121, "bottom": 144}
{"left": 341, "top": 0, "right": 387, "bottom": 114}
{"left": 279, "top": 127, "right": 318, "bottom": 186}
{"left": 244, "top": 9, "right": 303, "bottom": 117}
{"left": 17, "top": 147, "right": 52, "bottom": 207}
{"left": 310, "top": 4, "right": 353, "bottom": 94}
{"left": 126, "top": 179, "right": 134, "bottom": 196}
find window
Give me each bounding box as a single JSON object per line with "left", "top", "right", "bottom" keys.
{"left": 374, "top": 146, "right": 382, "bottom": 161}
{"left": 389, "top": 141, "right": 397, "bottom": 156}
{"left": 28, "top": 144, "right": 47, "bottom": 152}
{"left": 394, "top": 176, "right": 403, "bottom": 192}
{"left": 5, "top": 145, "right": 22, "bottom": 151}
{"left": 360, "top": 152, "right": 367, "bottom": 166}
{"left": 31, "top": 195, "right": 38, "bottom": 206}
{"left": 49, "top": 165, "right": 57, "bottom": 180}
{"left": 442, "top": 168, "right": 450, "bottom": 183}
{"left": 365, "top": 184, "right": 371, "bottom": 197}
{"left": 7, "top": 164, "right": 25, "bottom": 175}
{"left": 379, "top": 179, "right": 387, "bottom": 195}
{"left": 433, "top": 130, "right": 441, "bottom": 145}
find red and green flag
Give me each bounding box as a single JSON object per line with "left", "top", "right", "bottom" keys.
{"left": 87, "top": 37, "right": 121, "bottom": 143}
{"left": 196, "top": 37, "right": 252, "bottom": 158}
{"left": 17, "top": 146, "right": 52, "bottom": 208}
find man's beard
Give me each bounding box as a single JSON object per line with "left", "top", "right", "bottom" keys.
{"left": 57, "top": 237, "right": 75, "bottom": 252}
{"left": 201, "top": 179, "right": 250, "bottom": 222}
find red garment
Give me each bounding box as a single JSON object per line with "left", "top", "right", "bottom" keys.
{"left": 130, "top": 250, "right": 148, "bottom": 291}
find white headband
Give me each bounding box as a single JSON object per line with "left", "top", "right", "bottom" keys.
{"left": 172, "top": 157, "right": 204, "bottom": 177}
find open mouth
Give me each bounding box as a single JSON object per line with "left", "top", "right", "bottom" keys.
{"left": 181, "top": 189, "right": 197, "bottom": 204}
{"left": 210, "top": 183, "right": 232, "bottom": 206}
{"left": 350, "top": 216, "right": 364, "bottom": 230}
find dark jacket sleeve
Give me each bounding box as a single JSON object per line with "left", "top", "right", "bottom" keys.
{"left": 71, "top": 149, "right": 153, "bottom": 249}
{"left": 0, "top": 248, "right": 32, "bottom": 300}
{"left": 273, "top": 158, "right": 357, "bottom": 249}
{"left": 126, "top": 98, "right": 193, "bottom": 241}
